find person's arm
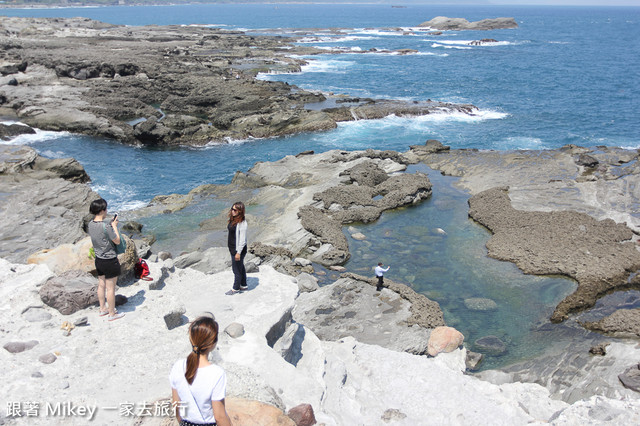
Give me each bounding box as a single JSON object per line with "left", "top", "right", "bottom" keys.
{"left": 384, "top": 266, "right": 390, "bottom": 272}
{"left": 212, "top": 399, "right": 231, "bottom": 426}
{"left": 171, "top": 388, "right": 182, "bottom": 423}
{"left": 235, "top": 221, "right": 247, "bottom": 260}
{"left": 110, "top": 216, "right": 121, "bottom": 245}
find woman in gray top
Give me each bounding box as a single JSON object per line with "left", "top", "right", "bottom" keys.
{"left": 87, "top": 198, "right": 125, "bottom": 321}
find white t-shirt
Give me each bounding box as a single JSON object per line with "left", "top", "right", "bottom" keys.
{"left": 169, "top": 358, "right": 226, "bottom": 423}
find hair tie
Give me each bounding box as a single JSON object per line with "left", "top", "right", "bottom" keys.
{"left": 192, "top": 345, "right": 200, "bottom": 355}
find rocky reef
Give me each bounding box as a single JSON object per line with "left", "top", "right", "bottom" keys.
{"left": 418, "top": 16, "right": 518, "bottom": 31}
{"left": 0, "top": 17, "right": 477, "bottom": 147}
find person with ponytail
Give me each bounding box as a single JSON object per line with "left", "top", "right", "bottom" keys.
{"left": 225, "top": 201, "right": 248, "bottom": 295}
{"left": 169, "top": 315, "right": 231, "bottom": 426}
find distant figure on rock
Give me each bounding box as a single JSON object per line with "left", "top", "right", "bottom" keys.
{"left": 87, "top": 198, "right": 125, "bottom": 321}
{"left": 170, "top": 315, "right": 231, "bottom": 426}
{"left": 225, "top": 201, "right": 248, "bottom": 295}
{"left": 375, "top": 262, "right": 390, "bottom": 291}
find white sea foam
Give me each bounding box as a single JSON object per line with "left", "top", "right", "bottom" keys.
{"left": 297, "top": 35, "right": 379, "bottom": 44}
{"left": 0, "top": 126, "right": 71, "bottom": 146}
{"left": 430, "top": 43, "right": 472, "bottom": 50}
{"left": 498, "top": 136, "right": 549, "bottom": 150}
{"left": 299, "top": 59, "right": 355, "bottom": 74}
{"left": 428, "top": 39, "right": 513, "bottom": 48}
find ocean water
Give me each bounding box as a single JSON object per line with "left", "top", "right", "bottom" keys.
{"left": 2, "top": 4, "right": 639, "bottom": 369}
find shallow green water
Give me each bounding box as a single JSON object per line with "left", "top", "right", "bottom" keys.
{"left": 344, "top": 165, "right": 578, "bottom": 370}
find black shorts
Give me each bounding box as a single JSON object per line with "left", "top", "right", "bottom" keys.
{"left": 95, "top": 257, "right": 121, "bottom": 279}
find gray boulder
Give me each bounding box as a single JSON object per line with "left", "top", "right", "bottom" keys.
{"left": 21, "top": 306, "right": 52, "bottom": 322}
{"left": 619, "top": 364, "right": 640, "bottom": 393}
{"left": 163, "top": 304, "right": 186, "bottom": 330}
{"left": 296, "top": 273, "right": 319, "bottom": 293}
{"left": 39, "top": 270, "right": 98, "bottom": 315}
{"left": 474, "top": 335, "right": 507, "bottom": 356}
{"left": 419, "top": 16, "right": 518, "bottom": 31}
{"left": 3, "top": 340, "right": 39, "bottom": 354}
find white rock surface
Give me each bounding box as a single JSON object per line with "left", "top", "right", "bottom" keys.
{"left": 2, "top": 257, "right": 639, "bottom": 425}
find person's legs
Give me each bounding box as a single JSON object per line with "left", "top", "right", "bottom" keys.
{"left": 97, "top": 275, "right": 107, "bottom": 313}
{"left": 106, "top": 276, "right": 118, "bottom": 316}
{"left": 377, "top": 275, "right": 384, "bottom": 291}
{"left": 239, "top": 247, "right": 247, "bottom": 289}
{"left": 231, "top": 252, "right": 241, "bottom": 290}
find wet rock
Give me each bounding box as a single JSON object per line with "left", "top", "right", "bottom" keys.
{"left": 22, "top": 306, "right": 52, "bottom": 322}
{"left": 39, "top": 353, "right": 57, "bottom": 364}
{"left": 583, "top": 309, "right": 640, "bottom": 337}
{"left": 418, "top": 16, "right": 518, "bottom": 31}
{"left": 3, "top": 340, "right": 39, "bottom": 354}
{"left": 0, "top": 123, "right": 35, "bottom": 140}
{"left": 427, "top": 326, "right": 464, "bottom": 356}
{"left": 589, "top": 342, "right": 610, "bottom": 356}
{"left": 122, "top": 221, "right": 143, "bottom": 234}
{"left": 351, "top": 232, "right": 366, "bottom": 241}
{"left": 474, "top": 335, "right": 507, "bottom": 356}
{"left": 618, "top": 364, "right": 640, "bottom": 393}
{"left": 287, "top": 403, "right": 316, "bottom": 426}
{"left": 39, "top": 270, "right": 98, "bottom": 315}
{"left": 225, "top": 322, "right": 245, "bottom": 338}
{"left": 466, "top": 350, "right": 484, "bottom": 370}
{"left": 576, "top": 154, "right": 599, "bottom": 168}
{"left": 464, "top": 297, "right": 498, "bottom": 311}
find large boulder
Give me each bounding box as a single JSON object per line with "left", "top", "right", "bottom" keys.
{"left": 226, "top": 398, "right": 295, "bottom": 426}
{"left": 27, "top": 237, "right": 95, "bottom": 275}
{"left": 39, "top": 270, "right": 98, "bottom": 315}
{"left": 427, "top": 326, "right": 464, "bottom": 356}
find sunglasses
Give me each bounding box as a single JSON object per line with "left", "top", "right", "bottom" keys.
{"left": 231, "top": 207, "right": 238, "bottom": 212}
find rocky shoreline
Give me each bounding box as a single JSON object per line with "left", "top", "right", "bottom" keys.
{"left": 2, "top": 14, "right": 640, "bottom": 426}
{"left": 0, "top": 17, "right": 477, "bottom": 147}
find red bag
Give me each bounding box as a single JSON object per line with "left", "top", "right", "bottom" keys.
{"left": 134, "top": 259, "right": 153, "bottom": 281}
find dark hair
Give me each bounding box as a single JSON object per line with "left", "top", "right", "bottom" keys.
{"left": 227, "top": 201, "right": 246, "bottom": 226}
{"left": 90, "top": 198, "right": 108, "bottom": 215}
{"left": 378, "top": 262, "right": 383, "bottom": 266}
{"left": 185, "top": 316, "right": 219, "bottom": 385}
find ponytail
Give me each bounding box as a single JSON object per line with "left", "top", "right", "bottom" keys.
{"left": 185, "top": 316, "right": 219, "bottom": 385}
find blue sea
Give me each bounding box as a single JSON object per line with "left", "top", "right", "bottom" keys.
{"left": 2, "top": 4, "right": 639, "bottom": 369}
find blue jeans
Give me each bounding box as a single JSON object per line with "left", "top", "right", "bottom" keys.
{"left": 231, "top": 247, "right": 247, "bottom": 290}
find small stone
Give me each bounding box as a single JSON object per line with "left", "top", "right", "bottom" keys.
{"left": 163, "top": 305, "right": 186, "bottom": 330}
{"left": 31, "top": 371, "right": 44, "bottom": 378}
{"left": 381, "top": 408, "right": 407, "bottom": 422}
{"left": 296, "top": 273, "right": 319, "bottom": 293}
{"left": 294, "top": 257, "right": 312, "bottom": 267}
{"left": 329, "top": 266, "right": 346, "bottom": 272}
{"left": 465, "top": 350, "right": 484, "bottom": 370}
{"left": 464, "top": 298, "right": 498, "bottom": 311}
{"left": 3, "top": 340, "right": 39, "bottom": 354}
{"left": 287, "top": 403, "right": 316, "bottom": 426}
{"left": 474, "top": 335, "right": 507, "bottom": 356}
{"left": 225, "top": 322, "right": 245, "bottom": 338}
{"left": 158, "top": 251, "right": 173, "bottom": 261}
{"left": 39, "top": 353, "right": 57, "bottom": 364}
{"left": 245, "top": 262, "right": 259, "bottom": 274}
{"left": 351, "top": 233, "right": 366, "bottom": 241}
{"left": 60, "top": 381, "right": 70, "bottom": 390}
{"left": 74, "top": 316, "right": 88, "bottom": 327}
{"left": 589, "top": 342, "right": 610, "bottom": 356}
{"left": 22, "top": 306, "right": 52, "bottom": 322}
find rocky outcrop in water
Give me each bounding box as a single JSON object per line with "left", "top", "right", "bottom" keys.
{"left": 418, "top": 16, "right": 518, "bottom": 31}
{"left": 468, "top": 186, "right": 640, "bottom": 322}
{"left": 0, "top": 17, "right": 478, "bottom": 147}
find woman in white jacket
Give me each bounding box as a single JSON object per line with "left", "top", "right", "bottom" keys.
{"left": 226, "top": 201, "right": 248, "bottom": 295}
